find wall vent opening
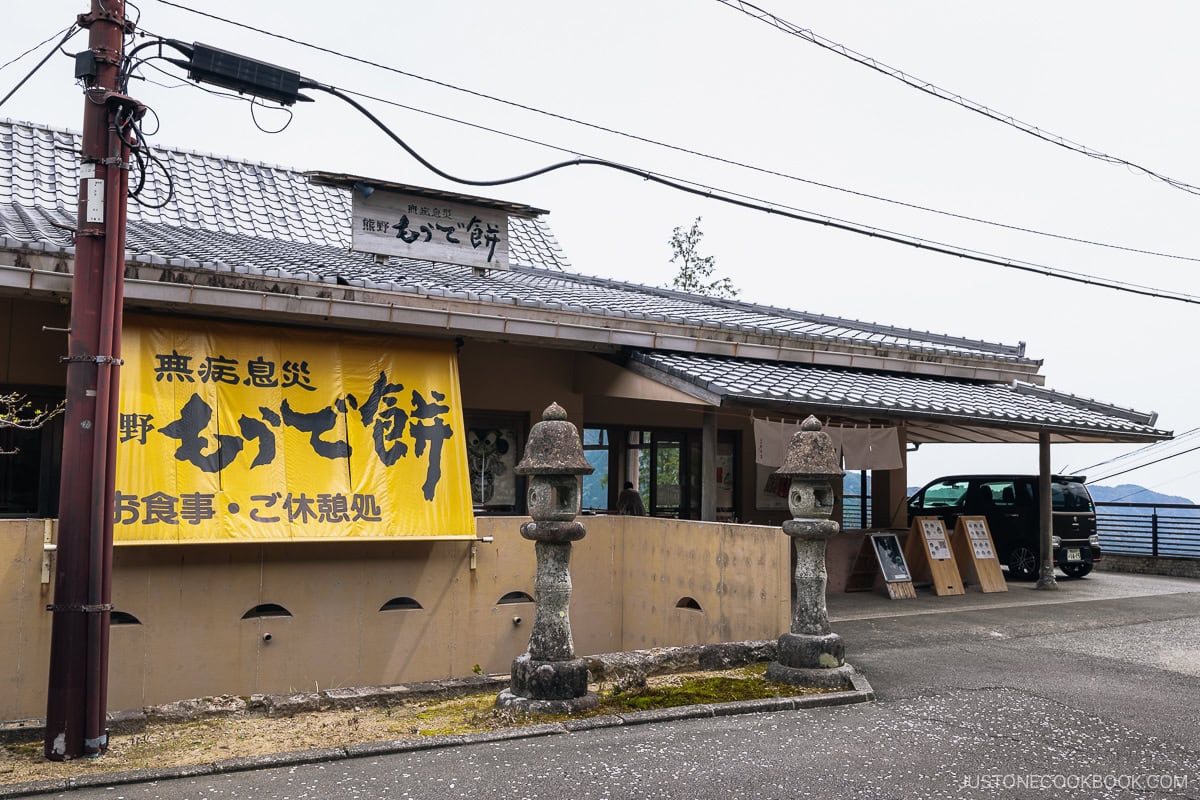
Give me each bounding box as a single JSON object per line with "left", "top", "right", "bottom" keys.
{"left": 110, "top": 611, "right": 141, "bottom": 625}
{"left": 497, "top": 591, "right": 535, "bottom": 605}
{"left": 241, "top": 603, "right": 292, "bottom": 619}
{"left": 380, "top": 596, "right": 423, "bottom": 611}
{"left": 675, "top": 597, "right": 703, "bottom": 611}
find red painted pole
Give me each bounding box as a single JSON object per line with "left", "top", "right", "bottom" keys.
{"left": 45, "top": 0, "right": 131, "bottom": 760}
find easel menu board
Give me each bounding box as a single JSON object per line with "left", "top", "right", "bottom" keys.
{"left": 951, "top": 516, "right": 1008, "bottom": 593}
{"left": 904, "top": 517, "right": 965, "bottom": 596}
{"left": 870, "top": 533, "right": 916, "bottom": 599}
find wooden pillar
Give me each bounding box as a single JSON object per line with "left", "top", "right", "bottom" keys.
{"left": 701, "top": 409, "right": 717, "bottom": 521}
{"left": 1035, "top": 431, "right": 1059, "bottom": 589}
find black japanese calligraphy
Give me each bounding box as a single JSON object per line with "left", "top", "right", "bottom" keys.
{"left": 158, "top": 394, "right": 244, "bottom": 473}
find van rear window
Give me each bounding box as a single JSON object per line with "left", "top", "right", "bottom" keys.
{"left": 1052, "top": 481, "right": 1093, "bottom": 512}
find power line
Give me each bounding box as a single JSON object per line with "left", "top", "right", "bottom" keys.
{"left": 1073, "top": 427, "right": 1200, "bottom": 475}
{"left": 303, "top": 80, "right": 1200, "bottom": 307}
{"left": 0, "top": 24, "right": 76, "bottom": 74}
{"left": 0, "top": 25, "right": 79, "bottom": 110}
{"left": 119, "top": 41, "right": 1200, "bottom": 306}
{"left": 329, "top": 84, "right": 1200, "bottom": 304}
{"left": 1088, "top": 441, "right": 1200, "bottom": 485}
{"left": 143, "top": 0, "right": 1200, "bottom": 265}
{"left": 716, "top": 0, "right": 1200, "bottom": 198}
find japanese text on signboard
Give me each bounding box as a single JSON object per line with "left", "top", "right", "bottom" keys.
{"left": 115, "top": 319, "right": 474, "bottom": 543}
{"left": 351, "top": 191, "right": 511, "bottom": 270}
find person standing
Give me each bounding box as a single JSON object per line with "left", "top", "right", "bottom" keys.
{"left": 616, "top": 481, "right": 646, "bottom": 516}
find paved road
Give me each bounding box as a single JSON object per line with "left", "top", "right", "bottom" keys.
{"left": 63, "top": 576, "right": 1200, "bottom": 799}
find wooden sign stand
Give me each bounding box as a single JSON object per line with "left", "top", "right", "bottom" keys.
{"left": 950, "top": 516, "right": 1008, "bottom": 593}
{"left": 904, "top": 517, "right": 965, "bottom": 596}
{"left": 844, "top": 534, "right": 916, "bottom": 599}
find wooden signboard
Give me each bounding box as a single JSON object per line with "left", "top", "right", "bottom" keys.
{"left": 951, "top": 516, "right": 1008, "bottom": 593}
{"left": 904, "top": 517, "right": 965, "bottom": 596}
{"left": 844, "top": 534, "right": 916, "bottom": 599}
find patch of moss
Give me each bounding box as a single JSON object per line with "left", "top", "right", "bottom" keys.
{"left": 604, "top": 676, "right": 776, "bottom": 711}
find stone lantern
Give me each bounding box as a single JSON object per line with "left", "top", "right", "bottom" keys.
{"left": 765, "top": 416, "right": 856, "bottom": 689}
{"left": 495, "top": 403, "right": 598, "bottom": 713}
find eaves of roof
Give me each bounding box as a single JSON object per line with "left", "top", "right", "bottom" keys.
{"left": 0, "top": 247, "right": 1048, "bottom": 386}
{"left": 628, "top": 351, "right": 1168, "bottom": 445}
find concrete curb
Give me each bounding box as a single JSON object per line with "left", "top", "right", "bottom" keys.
{"left": 0, "top": 672, "right": 874, "bottom": 798}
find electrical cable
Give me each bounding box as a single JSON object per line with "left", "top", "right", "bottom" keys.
{"left": 1073, "top": 427, "right": 1200, "bottom": 475}
{"left": 0, "top": 25, "right": 80, "bottom": 110}
{"left": 0, "top": 24, "right": 76, "bottom": 73}
{"left": 249, "top": 95, "right": 293, "bottom": 134}
{"left": 332, "top": 84, "right": 1200, "bottom": 302}
{"left": 716, "top": 0, "right": 1200, "bottom": 197}
{"left": 1109, "top": 466, "right": 1200, "bottom": 501}
{"left": 306, "top": 80, "right": 1200, "bottom": 307}
{"left": 142, "top": 0, "right": 1200, "bottom": 265}
{"left": 1075, "top": 429, "right": 1200, "bottom": 479}
{"left": 1088, "top": 441, "right": 1200, "bottom": 485}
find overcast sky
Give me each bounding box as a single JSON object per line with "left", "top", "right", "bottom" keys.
{"left": 4, "top": 1, "right": 1199, "bottom": 497}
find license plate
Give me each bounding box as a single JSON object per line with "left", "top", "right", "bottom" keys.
{"left": 1067, "top": 548, "right": 1082, "bottom": 562}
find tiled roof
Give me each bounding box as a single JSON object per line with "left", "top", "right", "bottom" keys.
{"left": 0, "top": 118, "right": 1037, "bottom": 366}
{"left": 631, "top": 351, "right": 1166, "bottom": 440}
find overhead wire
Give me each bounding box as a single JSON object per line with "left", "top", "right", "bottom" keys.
{"left": 1073, "top": 427, "right": 1200, "bottom": 475}
{"left": 332, "top": 84, "right": 1200, "bottom": 303}
{"left": 0, "top": 25, "right": 80, "bottom": 110}
{"left": 1088, "top": 441, "right": 1200, "bottom": 485}
{"left": 0, "top": 24, "right": 77, "bottom": 74}
{"left": 303, "top": 80, "right": 1200, "bottom": 307}
{"left": 716, "top": 0, "right": 1200, "bottom": 197}
{"left": 1109, "top": 466, "right": 1200, "bottom": 501}
{"left": 111, "top": 41, "right": 1200, "bottom": 307}
{"left": 142, "top": 0, "right": 1200, "bottom": 265}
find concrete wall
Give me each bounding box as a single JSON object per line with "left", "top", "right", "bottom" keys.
{"left": 1095, "top": 554, "right": 1200, "bottom": 579}
{"left": 0, "top": 515, "right": 790, "bottom": 721}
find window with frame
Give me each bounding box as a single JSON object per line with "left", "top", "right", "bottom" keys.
{"left": 0, "top": 388, "right": 64, "bottom": 518}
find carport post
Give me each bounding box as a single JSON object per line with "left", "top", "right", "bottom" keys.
{"left": 1036, "top": 431, "right": 1058, "bottom": 590}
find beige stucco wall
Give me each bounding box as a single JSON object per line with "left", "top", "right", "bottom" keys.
{"left": 1, "top": 515, "right": 789, "bottom": 721}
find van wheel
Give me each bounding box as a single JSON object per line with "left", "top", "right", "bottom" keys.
{"left": 1061, "top": 563, "right": 1092, "bottom": 579}
{"left": 1006, "top": 545, "right": 1039, "bottom": 581}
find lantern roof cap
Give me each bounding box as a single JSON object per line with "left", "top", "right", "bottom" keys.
{"left": 775, "top": 415, "right": 843, "bottom": 480}
{"left": 514, "top": 403, "right": 594, "bottom": 476}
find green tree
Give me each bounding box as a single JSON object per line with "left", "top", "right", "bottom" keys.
{"left": 668, "top": 217, "right": 739, "bottom": 299}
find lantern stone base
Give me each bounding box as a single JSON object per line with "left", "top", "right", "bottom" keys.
{"left": 765, "top": 661, "right": 857, "bottom": 690}
{"left": 495, "top": 687, "right": 599, "bottom": 714}
{"left": 496, "top": 654, "right": 598, "bottom": 713}
{"left": 767, "top": 632, "right": 853, "bottom": 688}
{"left": 775, "top": 632, "right": 845, "bottom": 669}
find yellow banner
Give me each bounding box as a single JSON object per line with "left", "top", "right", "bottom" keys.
{"left": 115, "top": 317, "right": 475, "bottom": 543}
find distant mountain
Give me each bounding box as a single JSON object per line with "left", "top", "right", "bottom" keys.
{"left": 869, "top": 476, "right": 1196, "bottom": 507}
{"left": 1086, "top": 484, "right": 1195, "bottom": 506}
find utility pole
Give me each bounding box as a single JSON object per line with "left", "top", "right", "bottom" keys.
{"left": 45, "top": 0, "right": 139, "bottom": 760}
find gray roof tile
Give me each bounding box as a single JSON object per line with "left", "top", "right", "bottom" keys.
{"left": 632, "top": 351, "right": 1165, "bottom": 438}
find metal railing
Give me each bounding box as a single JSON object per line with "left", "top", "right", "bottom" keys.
{"left": 842, "top": 493, "right": 872, "bottom": 530}
{"left": 1095, "top": 501, "right": 1200, "bottom": 559}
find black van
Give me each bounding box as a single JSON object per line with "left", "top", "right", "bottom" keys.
{"left": 906, "top": 474, "right": 1101, "bottom": 579}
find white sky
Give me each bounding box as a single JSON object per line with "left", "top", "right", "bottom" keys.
{"left": 4, "top": 1, "right": 1199, "bottom": 498}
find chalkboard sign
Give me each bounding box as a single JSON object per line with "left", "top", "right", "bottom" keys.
{"left": 870, "top": 534, "right": 911, "bottom": 583}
